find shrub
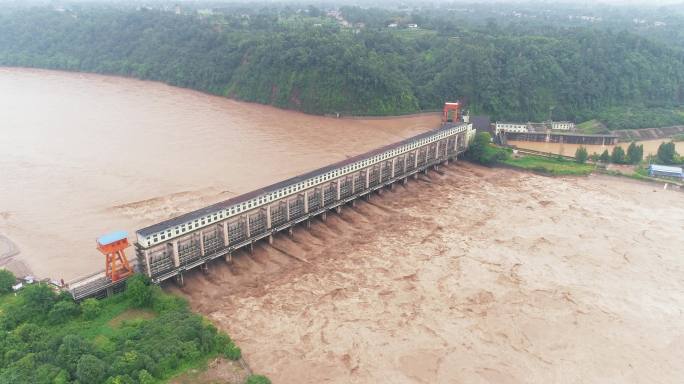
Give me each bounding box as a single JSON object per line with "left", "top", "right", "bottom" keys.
{"left": 21, "top": 284, "right": 56, "bottom": 317}
{"left": 599, "top": 149, "right": 610, "bottom": 162}
{"left": 138, "top": 369, "right": 155, "bottom": 384}
{"left": 246, "top": 374, "right": 272, "bottom": 384}
{"left": 626, "top": 141, "right": 644, "bottom": 164}
{"left": 575, "top": 146, "right": 588, "bottom": 163}
{"left": 151, "top": 286, "right": 186, "bottom": 313}
{"left": 48, "top": 300, "right": 80, "bottom": 324}
{"left": 223, "top": 343, "right": 242, "bottom": 361}
{"left": 657, "top": 141, "right": 679, "bottom": 164}
{"left": 466, "top": 132, "right": 510, "bottom": 165}
{"left": 611, "top": 146, "right": 626, "bottom": 164}
{"left": 126, "top": 274, "right": 152, "bottom": 308}
{"left": 76, "top": 354, "right": 107, "bottom": 384}
{"left": 0, "top": 269, "right": 16, "bottom": 294}
{"left": 81, "top": 298, "right": 102, "bottom": 320}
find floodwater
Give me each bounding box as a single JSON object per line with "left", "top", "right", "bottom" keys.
{"left": 508, "top": 139, "right": 684, "bottom": 158}
{"left": 0, "top": 67, "right": 440, "bottom": 280}
{"left": 174, "top": 162, "right": 684, "bottom": 384}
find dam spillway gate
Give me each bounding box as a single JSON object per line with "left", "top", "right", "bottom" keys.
{"left": 69, "top": 122, "right": 473, "bottom": 298}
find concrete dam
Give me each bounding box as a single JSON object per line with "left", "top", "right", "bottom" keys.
{"left": 70, "top": 121, "right": 474, "bottom": 300}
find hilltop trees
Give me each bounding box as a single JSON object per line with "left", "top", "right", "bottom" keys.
{"left": 1, "top": 7, "right": 684, "bottom": 124}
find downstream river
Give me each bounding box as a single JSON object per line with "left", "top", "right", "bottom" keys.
{"left": 0, "top": 68, "right": 440, "bottom": 280}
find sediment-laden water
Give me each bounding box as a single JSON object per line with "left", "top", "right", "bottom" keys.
{"left": 172, "top": 162, "right": 684, "bottom": 384}
{"left": 0, "top": 68, "right": 440, "bottom": 280}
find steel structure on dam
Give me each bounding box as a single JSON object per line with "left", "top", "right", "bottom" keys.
{"left": 134, "top": 122, "right": 474, "bottom": 285}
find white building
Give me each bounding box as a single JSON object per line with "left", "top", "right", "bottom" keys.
{"left": 552, "top": 121, "right": 575, "bottom": 131}
{"left": 407, "top": 24, "right": 418, "bottom": 29}
{"left": 495, "top": 122, "right": 528, "bottom": 134}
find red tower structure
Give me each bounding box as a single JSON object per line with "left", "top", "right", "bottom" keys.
{"left": 97, "top": 231, "right": 134, "bottom": 282}
{"left": 442, "top": 102, "right": 461, "bottom": 123}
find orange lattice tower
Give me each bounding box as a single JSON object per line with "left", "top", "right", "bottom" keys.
{"left": 97, "top": 231, "right": 134, "bottom": 282}
{"left": 442, "top": 102, "right": 461, "bottom": 123}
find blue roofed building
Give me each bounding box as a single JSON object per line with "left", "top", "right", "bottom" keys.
{"left": 648, "top": 164, "right": 683, "bottom": 179}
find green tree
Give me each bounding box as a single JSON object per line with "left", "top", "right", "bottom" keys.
{"left": 21, "top": 284, "right": 56, "bottom": 315}
{"left": 611, "top": 146, "right": 626, "bottom": 164}
{"left": 626, "top": 142, "right": 644, "bottom": 164}
{"left": 126, "top": 274, "right": 152, "bottom": 308}
{"left": 575, "top": 146, "right": 588, "bottom": 164}
{"left": 0, "top": 269, "right": 16, "bottom": 294}
{"left": 223, "top": 343, "right": 242, "bottom": 361}
{"left": 466, "top": 132, "right": 509, "bottom": 165}
{"left": 138, "top": 370, "right": 155, "bottom": 384}
{"left": 656, "top": 141, "right": 679, "bottom": 164}
{"left": 57, "top": 334, "right": 93, "bottom": 374}
{"left": 52, "top": 370, "right": 69, "bottom": 384}
{"left": 599, "top": 149, "right": 610, "bottom": 163}
{"left": 76, "top": 354, "right": 107, "bottom": 384}
{"left": 246, "top": 374, "right": 272, "bottom": 384}
{"left": 48, "top": 300, "right": 80, "bottom": 324}
{"left": 81, "top": 298, "right": 102, "bottom": 320}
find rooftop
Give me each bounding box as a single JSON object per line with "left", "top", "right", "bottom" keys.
{"left": 97, "top": 231, "right": 128, "bottom": 246}
{"left": 137, "top": 124, "right": 466, "bottom": 238}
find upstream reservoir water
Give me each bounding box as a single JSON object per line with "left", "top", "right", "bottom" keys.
{"left": 0, "top": 68, "right": 440, "bottom": 280}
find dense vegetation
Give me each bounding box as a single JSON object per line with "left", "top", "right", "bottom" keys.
{"left": 465, "top": 132, "right": 510, "bottom": 165}
{"left": 502, "top": 155, "right": 596, "bottom": 176}
{"left": 0, "top": 273, "right": 250, "bottom": 384}
{"left": 0, "top": 4, "right": 683, "bottom": 126}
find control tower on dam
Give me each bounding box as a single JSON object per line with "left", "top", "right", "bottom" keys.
{"left": 134, "top": 122, "right": 474, "bottom": 285}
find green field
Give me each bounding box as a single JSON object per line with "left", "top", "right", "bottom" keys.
{"left": 576, "top": 119, "right": 609, "bottom": 134}
{"left": 502, "top": 155, "right": 596, "bottom": 176}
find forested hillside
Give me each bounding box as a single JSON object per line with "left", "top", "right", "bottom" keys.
{"left": 1, "top": 5, "right": 683, "bottom": 127}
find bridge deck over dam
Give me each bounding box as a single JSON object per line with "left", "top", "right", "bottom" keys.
{"left": 69, "top": 122, "right": 473, "bottom": 299}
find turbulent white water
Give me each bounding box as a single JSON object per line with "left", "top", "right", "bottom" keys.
{"left": 174, "top": 163, "right": 684, "bottom": 384}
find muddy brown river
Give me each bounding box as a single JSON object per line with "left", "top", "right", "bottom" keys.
{"left": 173, "top": 163, "right": 684, "bottom": 383}
{"left": 2, "top": 68, "right": 683, "bottom": 383}
{"left": 0, "top": 68, "right": 439, "bottom": 280}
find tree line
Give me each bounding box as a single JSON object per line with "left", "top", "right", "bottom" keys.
{"left": 575, "top": 141, "right": 680, "bottom": 164}
{"left": 0, "top": 6, "right": 683, "bottom": 127}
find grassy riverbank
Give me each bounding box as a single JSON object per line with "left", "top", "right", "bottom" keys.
{"left": 501, "top": 155, "right": 596, "bottom": 176}
{"left": 0, "top": 273, "right": 266, "bottom": 384}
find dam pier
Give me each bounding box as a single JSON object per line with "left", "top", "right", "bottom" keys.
{"left": 136, "top": 122, "right": 473, "bottom": 287}
{"left": 69, "top": 103, "right": 473, "bottom": 300}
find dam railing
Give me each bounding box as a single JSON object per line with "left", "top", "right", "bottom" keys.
{"left": 69, "top": 122, "right": 473, "bottom": 299}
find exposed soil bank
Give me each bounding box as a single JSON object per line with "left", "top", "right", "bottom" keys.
{"left": 172, "top": 162, "right": 684, "bottom": 384}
